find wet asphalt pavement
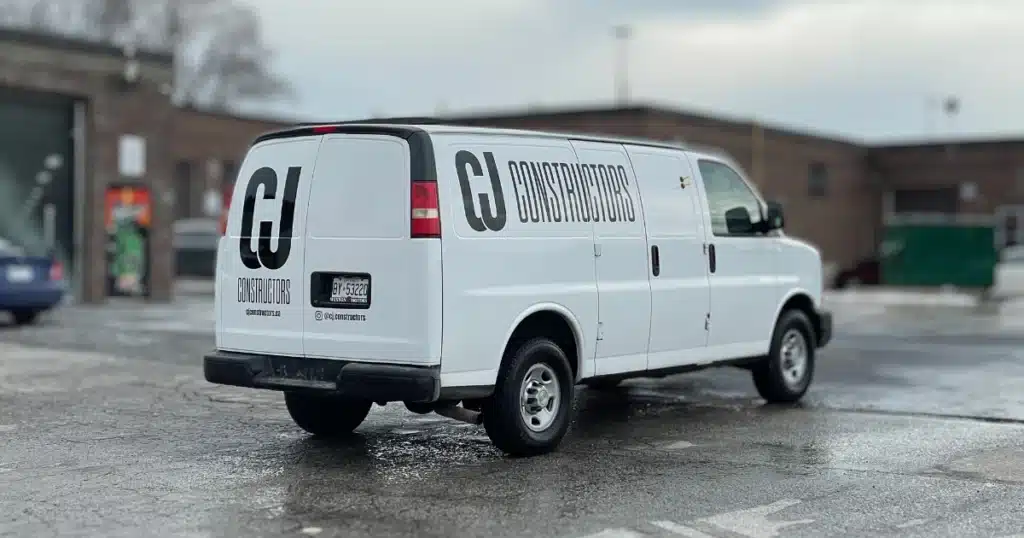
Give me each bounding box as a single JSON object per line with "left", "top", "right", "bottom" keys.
{"left": 2, "top": 296, "right": 1024, "bottom": 538}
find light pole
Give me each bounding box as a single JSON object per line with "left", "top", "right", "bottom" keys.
{"left": 613, "top": 25, "right": 632, "bottom": 105}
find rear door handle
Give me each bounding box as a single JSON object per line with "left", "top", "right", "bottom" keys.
{"left": 651, "top": 245, "right": 660, "bottom": 277}
{"left": 708, "top": 243, "right": 716, "bottom": 274}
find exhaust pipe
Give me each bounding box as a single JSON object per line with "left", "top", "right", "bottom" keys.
{"left": 435, "top": 404, "right": 483, "bottom": 425}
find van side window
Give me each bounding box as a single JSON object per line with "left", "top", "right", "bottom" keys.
{"left": 697, "top": 160, "right": 765, "bottom": 237}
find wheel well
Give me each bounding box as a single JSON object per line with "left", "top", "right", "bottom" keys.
{"left": 504, "top": 310, "right": 579, "bottom": 380}
{"left": 780, "top": 293, "right": 820, "bottom": 342}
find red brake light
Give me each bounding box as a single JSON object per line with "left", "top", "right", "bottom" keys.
{"left": 49, "top": 260, "right": 63, "bottom": 281}
{"left": 410, "top": 181, "right": 441, "bottom": 238}
{"left": 311, "top": 125, "right": 337, "bottom": 134}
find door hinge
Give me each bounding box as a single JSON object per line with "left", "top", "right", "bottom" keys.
{"left": 597, "top": 321, "right": 604, "bottom": 341}
{"left": 594, "top": 243, "right": 602, "bottom": 257}
{"left": 704, "top": 313, "right": 710, "bottom": 331}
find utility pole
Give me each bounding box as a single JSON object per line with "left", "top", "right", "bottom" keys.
{"left": 613, "top": 25, "right": 632, "bottom": 106}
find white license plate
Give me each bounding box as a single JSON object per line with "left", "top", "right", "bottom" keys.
{"left": 6, "top": 266, "right": 33, "bottom": 283}
{"left": 330, "top": 276, "right": 369, "bottom": 305}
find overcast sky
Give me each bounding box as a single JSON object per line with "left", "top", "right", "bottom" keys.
{"left": 236, "top": 0, "right": 1022, "bottom": 143}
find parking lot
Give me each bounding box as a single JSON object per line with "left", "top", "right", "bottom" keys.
{"left": 2, "top": 295, "right": 1024, "bottom": 538}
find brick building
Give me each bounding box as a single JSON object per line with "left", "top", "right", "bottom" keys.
{"left": 2, "top": 28, "right": 1022, "bottom": 303}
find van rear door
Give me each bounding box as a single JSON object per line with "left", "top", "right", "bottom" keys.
{"left": 217, "top": 136, "right": 319, "bottom": 356}
{"left": 301, "top": 131, "right": 443, "bottom": 366}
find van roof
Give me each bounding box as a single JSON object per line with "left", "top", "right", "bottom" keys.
{"left": 253, "top": 122, "right": 690, "bottom": 152}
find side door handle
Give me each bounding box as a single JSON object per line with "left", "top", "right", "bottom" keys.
{"left": 708, "top": 243, "right": 716, "bottom": 274}
{"left": 651, "top": 245, "right": 660, "bottom": 277}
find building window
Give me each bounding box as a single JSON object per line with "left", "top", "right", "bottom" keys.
{"left": 808, "top": 161, "right": 828, "bottom": 198}
{"left": 174, "top": 160, "right": 193, "bottom": 220}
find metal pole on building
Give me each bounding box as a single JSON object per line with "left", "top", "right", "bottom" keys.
{"left": 613, "top": 25, "right": 632, "bottom": 105}
{"left": 751, "top": 119, "right": 765, "bottom": 185}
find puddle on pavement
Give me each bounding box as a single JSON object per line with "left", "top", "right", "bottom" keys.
{"left": 936, "top": 447, "right": 1024, "bottom": 484}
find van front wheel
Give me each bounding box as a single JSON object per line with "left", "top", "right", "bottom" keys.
{"left": 752, "top": 309, "right": 816, "bottom": 403}
{"left": 284, "top": 392, "right": 372, "bottom": 437}
{"left": 483, "top": 338, "right": 574, "bottom": 457}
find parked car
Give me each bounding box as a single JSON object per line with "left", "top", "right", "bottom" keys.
{"left": 174, "top": 218, "right": 220, "bottom": 279}
{"left": 990, "top": 245, "right": 1024, "bottom": 300}
{"left": 0, "top": 236, "right": 66, "bottom": 325}
{"left": 832, "top": 257, "right": 880, "bottom": 288}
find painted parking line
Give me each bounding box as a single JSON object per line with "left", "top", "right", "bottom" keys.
{"left": 698, "top": 499, "right": 814, "bottom": 538}
{"left": 578, "top": 529, "right": 649, "bottom": 538}
{"left": 651, "top": 520, "right": 717, "bottom": 537}
{"left": 573, "top": 499, "right": 815, "bottom": 538}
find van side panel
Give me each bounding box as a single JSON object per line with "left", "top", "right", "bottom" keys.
{"left": 433, "top": 134, "right": 599, "bottom": 388}
{"left": 302, "top": 134, "right": 442, "bottom": 365}
{"left": 625, "top": 146, "right": 712, "bottom": 370}
{"left": 568, "top": 140, "right": 653, "bottom": 376}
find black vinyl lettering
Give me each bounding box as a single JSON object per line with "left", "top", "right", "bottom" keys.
{"left": 455, "top": 151, "right": 488, "bottom": 232}
{"left": 455, "top": 150, "right": 507, "bottom": 232}
{"left": 521, "top": 161, "right": 541, "bottom": 223}
{"left": 586, "top": 164, "right": 604, "bottom": 222}
{"left": 235, "top": 277, "right": 291, "bottom": 305}
{"left": 564, "top": 164, "right": 583, "bottom": 222}
{"left": 529, "top": 163, "right": 553, "bottom": 222}
{"left": 508, "top": 162, "right": 529, "bottom": 223}
{"left": 576, "top": 164, "right": 594, "bottom": 223}
{"left": 596, "top": 165, "right": 617, "bottom": 222}
{"left": 556, "top": 163, "right": 574, "bottom": 222}
{"left": 615, "top": 165, "right": 637, "bottom": 222}
{"left": 479, "top": 152, "right": 508, "bottom": 231}
{"left": 238, "top": 166, "right": 300, "bottom": 270}
{"left": 542, "top": 163, "right": 562, "bottom": 222}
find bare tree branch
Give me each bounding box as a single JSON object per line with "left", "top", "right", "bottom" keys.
{"left": 3, "top": 0, "right": 292, "bottom": 110}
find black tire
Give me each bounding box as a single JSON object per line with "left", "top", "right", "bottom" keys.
{"left": 284, "top": 392, "right": 372, "bottom": 437}
{"left": 483, "top": 337, "right": 575, "bottom": 457}
{"left": 11, "top": 310, "right": 39, "bottom": 326}
{"left": 752, "top": 309, "right": 816, "bottom": 404}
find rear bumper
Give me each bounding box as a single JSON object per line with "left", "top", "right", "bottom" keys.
{"left": 814, "top": 308, "right": 833, "bottom": 348}
{"left": 0, "top": 287, "right": 64, "bottom": 310}
{"left": 203, "top": 350, "right": 441, "bottom": 403}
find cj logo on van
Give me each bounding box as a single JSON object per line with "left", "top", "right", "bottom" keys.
{"left": 456, "top": 150, "right": 507, "bottom": 232}
{"left": 238, "top": 166, "right": 302, "bottom": 270}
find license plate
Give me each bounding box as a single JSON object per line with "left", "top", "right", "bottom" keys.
{"left": 330, "top": 275, "right": 369, "bottom": 305}
{"left": 6, "top": 265, "right": 33, "bottom": 283}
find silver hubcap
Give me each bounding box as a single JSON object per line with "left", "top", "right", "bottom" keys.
{"left": 520, "top": 363, "right": 561, "bottom": 432}
{"left": 780, "top": 329, "right": 808, "bottom": 389}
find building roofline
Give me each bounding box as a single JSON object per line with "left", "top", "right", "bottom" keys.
{"left": 437, "top": 101, "right": 867, "bottom": 147}
{"left": 870, "top": 134, "right": 1024, "bottom": 150}
{"left": 0, "top": 26, "right": 172, "bottom": 64}
{"left": 175, "top": 105, "right": 300, "bottom": 127}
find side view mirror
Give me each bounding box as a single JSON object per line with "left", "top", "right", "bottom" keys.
{"left": 765, "top": 200, "right": 785, "bottom": 231}
{"left": 724, "top": 207, "right": 754, "bottom": 234}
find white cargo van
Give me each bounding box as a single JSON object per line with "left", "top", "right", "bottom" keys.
{"left": 204, "top": 123, "right": 833, "bottom": 456}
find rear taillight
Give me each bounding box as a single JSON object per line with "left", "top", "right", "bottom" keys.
{"left": 49, "top": 260, "right": 63, "bottom": 281}
{"left": 410, "top": 181, "right": 441, "bottom": 238}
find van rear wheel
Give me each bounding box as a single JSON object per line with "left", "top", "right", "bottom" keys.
{"left": 483, "top": 337, "right": 574, "bottom": 457}
{"left": 284, "top": 392, "right": 372, "bottom": 437}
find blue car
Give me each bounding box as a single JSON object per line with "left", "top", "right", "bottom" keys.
{"left": 0, "top": 237, "right": 66, "bottom": 325}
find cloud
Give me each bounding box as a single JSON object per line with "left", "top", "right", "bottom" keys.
{"left": 239, "top": 0, "right": 1024, "bottom": 140}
